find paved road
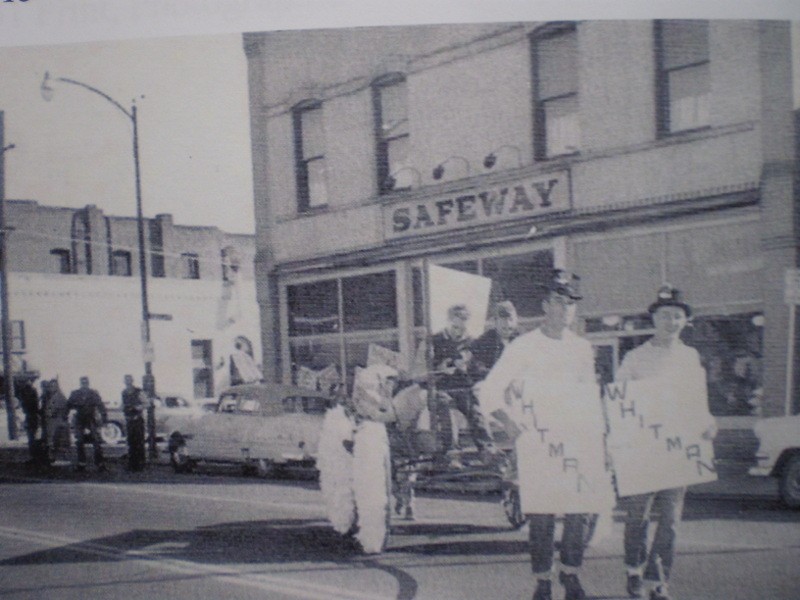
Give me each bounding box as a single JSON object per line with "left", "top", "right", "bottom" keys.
{"left": 0, "top": 461, "right": 798, "bottom": 599}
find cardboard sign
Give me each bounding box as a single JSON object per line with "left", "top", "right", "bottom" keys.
{"left": 367, "top": 343, "right": 406, "bottom": 374}
{"left": 511, "top": 380, "right": 614, "bottom": 514}
{"left": 605, "top": 376, "right": 717, "bottom": 497}
{"left": 428, "top": 264, "right": 491, "bottom": 339}
{"left": 296, "top": 365, "right": 318, "bottom": 391}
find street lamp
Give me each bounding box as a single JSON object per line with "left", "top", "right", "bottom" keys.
{"left": 0, "top": 111, "right": 17, "bottom": 440}
{"left": 40, "top": 73, "right": 157, "bottom": 457}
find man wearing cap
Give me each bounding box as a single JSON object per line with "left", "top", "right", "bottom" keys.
{"left": 615, "top": 285, "right": 716, "bottom": 600}
{"left": 67, "top": 376, "right": 108, "bottom": 472}
{"left": 471, "top": 300, "right": 520, "bottom": 380}
{"left": 477, "top": 270, "right": 603, "bottom": 600}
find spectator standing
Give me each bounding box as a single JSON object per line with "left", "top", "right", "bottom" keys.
{"left": 67, "top": 376, "right": 107, "bottom": 472}
{"left": 15, "top": 372, "right": 41, "bottom": 464}
{"left": 42, "top": 379, "right": 70, "bottom": 462}
{"left": 121, "top": 374, "right": 147, "bottom": 472}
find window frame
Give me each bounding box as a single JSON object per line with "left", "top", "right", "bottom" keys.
{"left": 530, "top": 22, "right": 580, "bottom": 161}
{"left": 293, "top": 100, "right": 328, "bottom": 213}
{"left": 181, "top": 252, "right": 201, "bottom": 280}
{"left": 111, "top": 250, "right": 132, "bottom": 277}
{"left": 372, "top": 73, "right": 410, "bottom": 194}
{"left": 50, "top": 248, "right": 72, "bottom": 274}
{"left": 654, "top": 19, "right": 711, "bottom": 137}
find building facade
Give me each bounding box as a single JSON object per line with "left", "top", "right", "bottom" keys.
{"left": 243, "top": 21, "right": 797, "bottom": 443}
{"left": 4, "top": 200, "right": 260, "bottom": 405}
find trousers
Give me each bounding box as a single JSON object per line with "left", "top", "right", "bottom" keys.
{"left": 528, "top": 513, "right": 589, "bottom": 573}
{"left": 623, "top": 486, "right": 686, "bottom": 581}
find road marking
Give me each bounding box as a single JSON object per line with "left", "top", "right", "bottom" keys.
{"left": 4, "top": 475, "right": 325, "bottom": 512}
{"left": 0, "top": 525, "right": 392, "bottom": 600}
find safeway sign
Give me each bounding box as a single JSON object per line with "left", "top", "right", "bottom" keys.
{"left": 785, "top": 268, "right": 800, "bottom": 305}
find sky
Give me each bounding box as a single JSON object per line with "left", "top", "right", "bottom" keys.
{"left": 0, "top": 1, "right": 797, "bottom": 236}
{"left": 0, "top": 34, "right": 255, "bottom": 234}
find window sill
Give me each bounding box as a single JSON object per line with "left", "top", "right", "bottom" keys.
{"left": 296, "top": 204, "right": 329, "bottom": 218}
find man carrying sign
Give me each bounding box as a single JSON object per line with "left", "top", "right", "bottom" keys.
{"left": 615, "top": 285, "right": 717, "bottom": 600}
{"left": 478, "top": 270, "right": 609, "bottom": 600}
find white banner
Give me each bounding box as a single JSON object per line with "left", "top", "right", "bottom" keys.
{"left": 512, "top": 380, "right": 614, "bottom": 514}
{"left": 605, "top": 377, "right": 717, "bottom": 497}
{"left": 428, "top": 264, "right": 491, "bottom": 339}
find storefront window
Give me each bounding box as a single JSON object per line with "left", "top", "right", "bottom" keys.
{"left": 683, "top": 313, "right": 764, "bottom": 417}
{"left": 483, "top": 251, "right": 552, "bottom": 319}
{"left": 412, "top": 250, "right": 554, "bottom": 328}
{"left": 288, "top": 279, "right": 339, "bottom": 336}
{"left": 287, "top": 270, "right": 399, "bottom": 393}
{"left": 342, "top": 271, "right": 397, "bottom": 331}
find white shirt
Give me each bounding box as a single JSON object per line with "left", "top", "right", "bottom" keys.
{"left": 478, "top": 327, "right": 596, "bottom": 419}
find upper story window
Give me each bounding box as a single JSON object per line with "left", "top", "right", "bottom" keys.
{"left": 50, "top": 249, "right": 72, "bottom": 274}
{"left": 372, "top": 74, "right": 409, "bottom": 194}
{"left": 181, "top": 253, "right": 200, "bottom": 280}
{"left": 293, "top": 100, "right": 328, "bottom": 212}
{"left": 532, "top": 23, "right": 580, "bottom": 160}
{"left": 655, "top": 20, "right": 710, "bottom": 135}
{"left": 111, "top": 250, "right": 132, "bottom": 277}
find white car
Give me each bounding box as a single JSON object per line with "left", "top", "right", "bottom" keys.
{"left": 166, "top": 383, "right": 333, "bottom": 476}
{"left": 101, "top": 394, "right": 205, "bottom": 445}
{"left": 749, "top": 415, "right": 800, "bottom": 508}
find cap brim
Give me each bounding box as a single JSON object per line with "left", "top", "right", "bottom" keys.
{"left": 648, "top": 301, "right": 691, "bottom": 317}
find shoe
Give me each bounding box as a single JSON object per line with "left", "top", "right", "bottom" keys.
{"left": 532, "top": 579, "right": 552, "bottom": 600}
{"left": 559, "top": 572, "right": 586, "bottom": 600}
{"left": 649, "top": 584, "right": 672, "bottom": 600}
{"left": 627, "top": 574, "right": 644, "bottom": 598}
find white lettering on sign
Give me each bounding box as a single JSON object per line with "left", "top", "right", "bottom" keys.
{"left": 383, "top": 172, "right": 570, "bottom": 239}
{"left": 604, "top": 378, "right": 717, "bottom": 497}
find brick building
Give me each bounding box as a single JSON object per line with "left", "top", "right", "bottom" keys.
{"left": 243, "top": 21, "right": 797, "bottom": 467}
{"left": 3, "top": 200, "right": 259, "bottom": 404}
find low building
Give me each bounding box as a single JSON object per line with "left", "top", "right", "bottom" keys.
{"left": 3, "top": 200, "right": 260, "bottom": 405}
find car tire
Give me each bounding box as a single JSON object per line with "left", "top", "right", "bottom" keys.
{"left": 779, "top": 453, "right": 800, "bottom": 509}
{"left": 502, "top": 486, "right": 527, "bottom": 530}
{"left": 100, "top": 422, "right": 125, "bottom": 445}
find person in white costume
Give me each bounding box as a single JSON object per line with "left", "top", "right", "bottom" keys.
{"left": 478, "top": 270, "right": 611, "bottom": 600}
{"left": 616, "top": 285, "right": 716, "bottom": 600}
{"left": 317, "top": 364, "right": 399, "bottom": 554}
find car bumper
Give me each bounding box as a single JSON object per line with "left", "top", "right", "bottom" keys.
{"left": 748, "top": 465, "right": 772, "bottom": 477}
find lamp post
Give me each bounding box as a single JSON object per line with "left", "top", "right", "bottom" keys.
{"left": 40, "top": 73, "right": 158, "bottom": 457}
{"left": 0, "top": 111, "right": 17, "bottom": 440}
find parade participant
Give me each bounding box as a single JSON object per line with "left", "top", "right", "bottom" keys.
{"left": 477, "top": 270, "right": 605, "bottom": 600}
{"left": 317, "top": 364, "right": 399, "bottom": 554}
{"left": 615, "top": 285, "right": 716, "bottom": 600}
{"left": 470, "top": 300, "right": 520, "bottom": 380}
{"left": 67, "top": 376, "right": 108, "bottom": 472}
{"left": 121, "top": 374, "right": 147, "bottom": 472}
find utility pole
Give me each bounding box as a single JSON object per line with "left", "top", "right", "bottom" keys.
{"left": 0, "top": 111, "right": 17, "bottom": 440}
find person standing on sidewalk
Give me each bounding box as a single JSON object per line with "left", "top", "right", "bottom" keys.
{"left": 67, "top": 376, "right": 108, "bottom": 472}
{"left": 477, "top": 270, "right": 605, "bottom": 600}
{"left": 615, "top": 285, "right": 717, "bottom": 600}
{"left": 121, "top": 374, "right": 147, "bottom": 472}
{"left": 42, "top": 379, "right": 70, "bottom": 463}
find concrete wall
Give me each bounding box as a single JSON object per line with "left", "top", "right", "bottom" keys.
{"left": 8, "top": 273, "right": 261, "bottom": 406}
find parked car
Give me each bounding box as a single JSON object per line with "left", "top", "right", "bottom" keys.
{"left": 166, "top": 383, "right": 333, "bottom": 476}
{"left": 749, "top": 414, "right": 800, "bottom": 508}
{"left": 101, "top": 394, "right": 204, "bottom": 445}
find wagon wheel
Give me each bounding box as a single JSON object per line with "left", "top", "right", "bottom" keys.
{"left": 501, "top": 486, "right": 527, "bottom": 530}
